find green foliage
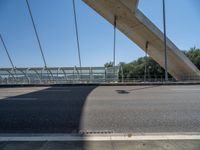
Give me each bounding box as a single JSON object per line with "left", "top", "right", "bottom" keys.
{"left": 184, "top": 47, "right": 200, "bottom": 70}
{"left": 118, "top": 57, "right": 167, "bottom": 80}
{"left": 104, "top": 61, "right": 113, "bottom": 68}
{"left": 117, "top": 47, "right": 200, "bottom": 79}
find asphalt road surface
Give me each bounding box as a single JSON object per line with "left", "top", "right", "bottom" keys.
{"left": 0, "top": 85, "right": 200, "bottom": 133}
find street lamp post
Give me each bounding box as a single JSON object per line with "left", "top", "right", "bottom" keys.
{"left": 163, "top": 0, "right": 168, "bottom": 81}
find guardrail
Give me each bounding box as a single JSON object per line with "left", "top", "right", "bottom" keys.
{"left": 1, "top": 67, "right": 200, "bottom": 85}
{"left": 0, "top": 67, "right": 119, "bottom": 85}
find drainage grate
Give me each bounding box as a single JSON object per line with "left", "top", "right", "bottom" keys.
{"left": 79, "top": 130, "right": 114, "bottom": 135}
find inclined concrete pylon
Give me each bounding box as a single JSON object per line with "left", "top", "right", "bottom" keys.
{"left": 83, "top": 0, "right": 200, "bottom": 80}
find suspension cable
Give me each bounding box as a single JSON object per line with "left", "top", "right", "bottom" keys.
{"left": 0, "top": 34, "right": 15, "bottom": 69}
{"left": 113, "top": 16, "right": 117, "bottom": 67}
{"left": 72, "top": 0, "right": 82, "bottom": 69}
{"left": 25, "top": 0, "right": 47, "bottom": 68}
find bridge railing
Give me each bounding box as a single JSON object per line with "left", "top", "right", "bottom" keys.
{"left": 1, "top": 67, "right": 200, "bottom": 85}
{"left": 119, "top": 76, "right": 175, "bottom": 83}
{"left": 0, "top": 67, "right": 119, "bottom": 85}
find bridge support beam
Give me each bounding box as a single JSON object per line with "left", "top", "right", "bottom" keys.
{"left": 83, "top": 0, "right": 200, "bottom": 80}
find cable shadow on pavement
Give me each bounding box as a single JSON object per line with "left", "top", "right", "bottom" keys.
{"left": 0, "top": 86, "right": 97, "bottom": 133}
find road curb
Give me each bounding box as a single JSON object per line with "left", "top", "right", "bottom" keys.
{"left": 0, "top": 133, "right": 200, "bottom": 141}
{"left": 0, "top": 82, "right": 200, "bottom": 88}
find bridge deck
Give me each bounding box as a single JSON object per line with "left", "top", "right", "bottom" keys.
{"left": 0, "top": 85, "right": 200, "bottom": 133}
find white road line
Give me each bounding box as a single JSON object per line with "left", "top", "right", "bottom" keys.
{"left": 42, "top": 90, "right": 71, "bottom": 92}
{"left": 0, "top": 90, "right": 71, "bottom": 93}
{"left": 0, "top": 97, "right": 8, "bottom": 99}
{"left": 4, "top": 98, "right": 37, "bottom": 100}
{"left": 0, "top": 91, "right": 38, "bottom": 93}
{"left": 171, "top": 88, "right": 200, "bottom": 91}
{"left": 0, "top": 133, "right": 200, "bottom": 141}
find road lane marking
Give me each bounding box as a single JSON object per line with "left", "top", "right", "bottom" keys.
{"left": 0, "top": 133, "right": 200, "bottom": 141}
{"left": 171, "top": 88, "right": 200, "bottom": 91}
{"left": 0, "top": 97, "right": 8, "bottom": 99}
{"left": 0, "top": 98, "right": 37, "bottom": 100}
{"left": 42, "top": 90, "right": 71, "bottom": 92}
{"left": 0, "top": 90, "right": 71, "bottom": 93}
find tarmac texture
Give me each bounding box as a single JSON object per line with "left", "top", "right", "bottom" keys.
{"left": 0, "top": 85, "right": 200, "bottom": 133}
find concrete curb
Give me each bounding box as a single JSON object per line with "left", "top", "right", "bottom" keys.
{"left": 0, "top": 82, "right": 200, "bottom": 88}
{"left": 0, "top": 133, "right": 200, "bottom": 141}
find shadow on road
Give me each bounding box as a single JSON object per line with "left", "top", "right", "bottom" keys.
{"left": 0, "top": 86, "right": 97, "bottom": 133}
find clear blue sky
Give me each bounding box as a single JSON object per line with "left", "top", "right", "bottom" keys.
{"left": 0, "top": 0, "right": 199, "bottom": 68}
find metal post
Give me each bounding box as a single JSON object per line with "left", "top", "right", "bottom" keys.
{"left": 121, "top": 65, "right": 124, "bottom": 83}
{"left": 104, "top": 67, "right": 107, "bottom": 82}
{"left": 26, "top": 68, "right": 30, "bottom": 84}
{"left": 89, "top": 67, "right": 92, "bottom": 83}
{"left": 113, "top": 16, "right": 117, "bottom": 82}
{"left": 144, "top": 41, "right": 149, "bottom": 82}
{"left": 73, "top": 66, "right": 75, "bottom": 83}
{"left": 113, "top": 16, "right": 117, "bottom": 67}
{"left": 57, "top": 68, "right": 59, "bottom": 83}
{"left": 163, "top": 0, "right": 168, "bottom": 81}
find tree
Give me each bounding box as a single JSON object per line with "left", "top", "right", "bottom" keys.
{"left": 184, "top": 47, "right": 200, "bottom": 70}
{"left": 104, "top": 61, "right": 114, "bottom": 68}
{"left": 106, "top": 47, "right": 200, "bottom": 80}
{"left": 118, "top": 57, "right": 169, "bottom": 80}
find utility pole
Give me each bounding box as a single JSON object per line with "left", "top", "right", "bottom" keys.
{"left": 163, "top": 0, "right": 168, "bottom": 81}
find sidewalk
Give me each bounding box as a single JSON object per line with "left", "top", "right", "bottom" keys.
{"left": 0, "top": 134, "right": 200, "bottom": 150}
{"left": 0, "top": 140, "right": 200, "bottom": 150}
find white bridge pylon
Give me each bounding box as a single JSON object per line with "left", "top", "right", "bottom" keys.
{"left": 83, "top": 0, "right": 200, "bottom": 80}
